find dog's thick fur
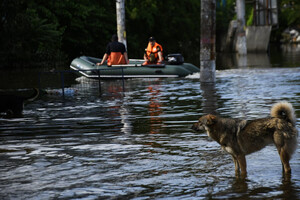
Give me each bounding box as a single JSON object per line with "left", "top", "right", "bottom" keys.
{"left": 0, "top": 88, "right": 39, "bottom": 118}
{"left": 192, "top": 102, "right": 298, "bottom": 177}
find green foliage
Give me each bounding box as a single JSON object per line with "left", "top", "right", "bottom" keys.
{"left": 269, "top": 0, "right": 300, "bottom": 42}
{"left": 246, "top": 8, "right": 254, "bottom": 26}
{"left": 0, "top": 0, "right": 116, "bottom": 68}
{"left": 280, "top": 0, "right": 300, "bottom": 26}
{"left": 216, "top": 0, "right": 236, "bottom": 32}
{"left": 126, "top": 0, "right": 200, "bottom": 64}
{"left": 0, "top": 0, "right": 64, "bottom": 67}
{"left": 216, "top": 0, "right": 236, "bottom": 51}
{"left": 0, "top": 0, "right": 202, "bottom": 68}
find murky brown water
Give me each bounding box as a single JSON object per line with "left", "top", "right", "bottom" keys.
{"left": 0, "top": 45, "right": 300, "bottom": 199}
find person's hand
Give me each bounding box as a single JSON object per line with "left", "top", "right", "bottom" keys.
{"left": 96, "top": 62, "right": 103, "bottom": 66}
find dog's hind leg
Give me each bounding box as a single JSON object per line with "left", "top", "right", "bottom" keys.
{"left": 278, "top": 147, "right": 291, "bottom": 174}
{"left": 274, "top": 132, "right": 293, "bottom": 174}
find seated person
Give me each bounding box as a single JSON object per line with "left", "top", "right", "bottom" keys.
{"left": 97, "top": 34, "right": 129, "bottom": 66}
{"left": 143, "top": 37, "right": 163, "bottom": 65}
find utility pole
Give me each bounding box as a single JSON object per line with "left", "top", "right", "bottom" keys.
{"left": 116, "top": 0, "right": 127, "bottom": 49}
{"left": 200, "top": 0, "right": 216, "bottom": 83}
{"left": 235, "top": 0, "right": 247, "bottom": 55}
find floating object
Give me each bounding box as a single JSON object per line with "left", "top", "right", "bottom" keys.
{"left": 45, "top": 88, "right": 77, "bottom": 96}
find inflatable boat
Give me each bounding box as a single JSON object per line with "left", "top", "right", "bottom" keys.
{"left": 70, "top": 55, "right": 199, "bottom": 78}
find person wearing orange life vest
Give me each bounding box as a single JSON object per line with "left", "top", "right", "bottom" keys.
{"left": 143, "top": 36, "right": 163, "bottom": 65}
{"left": 97, "top": 34, "right": 129, "bottom": 66}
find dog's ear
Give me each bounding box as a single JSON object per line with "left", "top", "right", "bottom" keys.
{"left": 206, "top": 114, "right": 216, "bottom": 125}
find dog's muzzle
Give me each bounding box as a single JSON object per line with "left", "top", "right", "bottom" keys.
{"left": 192, "top": 122, "right": 205, "bottom": 132}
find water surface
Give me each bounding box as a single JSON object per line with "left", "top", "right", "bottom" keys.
{"left": 0, "top": 66, "right": 299, "bottom": 199}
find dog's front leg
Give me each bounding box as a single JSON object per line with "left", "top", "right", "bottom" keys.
{"left": 231, "top": 155, "right": 240, "bottom": 175}
{"left": 237, "top": 155, "right": 247, "bottom": 177}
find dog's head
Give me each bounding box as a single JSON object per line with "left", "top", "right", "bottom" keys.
{"left": 192, "top": 114, "right": 217, "bottom": 132}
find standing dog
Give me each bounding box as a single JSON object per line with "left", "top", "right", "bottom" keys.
{"left": 0, "top": 88, "right": 39, "bottom": 118}
{"left": 192, "top": 102, "right": 298, "bottom": 177}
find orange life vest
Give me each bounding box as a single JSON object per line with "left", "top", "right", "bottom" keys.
{"left": 145, "top": 42, "right": 163, "bottom": 63}
{"left": 107, "top": 52, "right": 126, "bottom": 66}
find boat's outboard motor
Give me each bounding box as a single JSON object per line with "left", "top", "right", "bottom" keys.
{"left": 166, "top": 54, "right": 184, "bottom": 65}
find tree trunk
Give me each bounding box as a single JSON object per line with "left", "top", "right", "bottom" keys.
{"left": 116, "top": 0, "right": 127, "bottom": 49}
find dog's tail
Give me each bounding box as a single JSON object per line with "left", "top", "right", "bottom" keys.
{"left": 271, "top": 101, "right": 296, "bottom": 125}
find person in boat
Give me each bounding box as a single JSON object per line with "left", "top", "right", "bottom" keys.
{"left": 143, "top": 36, "right": 163, "bottom": 65}
{"left": 97, "top": 34, "right": 129, "bottom": 66}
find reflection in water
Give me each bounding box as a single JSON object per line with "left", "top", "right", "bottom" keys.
{"left": 217, "top": 44, "right": 300, "bottom": 69}
{"left": 231, "top": 178, "right": 248, "bottom": 194}
{"left": 206, "top": 167, "right": 300, "bottom": 199}
{"left": 106, "top": 82, "right": 133, "bottom": 135}
{"left": 281, "top": 43, "right": 300, "bottom": 56}
{"left": 147, "top": 84, "right": 163, "bottom": 134}
{"left": 280, "top": 174, "right": 299, "bottom": 200}
{"left": 218, "top": 53, "right": 271, "bottom": 69}
{"left": 200, "top": 82, "right": 218, "bottom": 115}
{"left": 120, "top": 104, "right": 132, "bottom": 135}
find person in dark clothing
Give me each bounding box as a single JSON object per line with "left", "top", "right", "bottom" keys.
{"left": 97, "top": 34, "right": 129, "bottom": 66}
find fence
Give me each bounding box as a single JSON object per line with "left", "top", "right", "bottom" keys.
{"left": 38, "top": 68, "right": 125, "bottom": 98}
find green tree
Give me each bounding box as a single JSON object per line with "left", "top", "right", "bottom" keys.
{"left": 126, "top": 0, "right": 200, "bottom": 64}
{"left": 51, "top": 0, "right": 116, "bottom": 60}
{"left": 0, "top": 0, "right": 116, "bottom": 68}
{"left": 0, "top": 0, "right": 64, "bottom": 67}
{"left": 280, "top": 0, "right": 300, "bottom": 26}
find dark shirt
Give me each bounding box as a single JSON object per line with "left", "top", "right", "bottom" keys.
{"left": 106, "top": 41, "right": 126, "bottom": 55}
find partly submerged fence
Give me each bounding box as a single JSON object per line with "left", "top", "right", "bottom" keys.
{"left": 38, "top": 68, "right": 125, "bottom": 98}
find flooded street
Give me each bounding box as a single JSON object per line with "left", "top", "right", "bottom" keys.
{"left": 0, "top": 46, "right": 300, "bottom": 199}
